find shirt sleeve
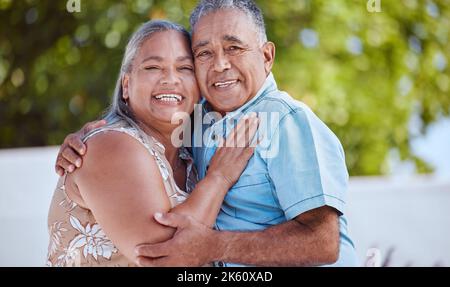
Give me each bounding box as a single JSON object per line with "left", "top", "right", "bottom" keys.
{"left": 266, "top": 107, "right": 349, "bottom": 220}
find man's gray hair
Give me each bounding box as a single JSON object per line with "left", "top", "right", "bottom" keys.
{"left": 99, "top": 20, "right": 190, "bottom": 134}
{"left": 190, "top": 0, "right": 268, "bottom": 44}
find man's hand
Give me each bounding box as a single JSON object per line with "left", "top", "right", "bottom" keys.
{"left": 55, "top": 120, "right": 107, "bottom": 176}
{"left": 135, "top": 206, "right": 340, "bottom": 267}
{"left": 135, "top": 213, "right": 218, "bottom": 267}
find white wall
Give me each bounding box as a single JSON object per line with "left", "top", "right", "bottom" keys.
{"left": 347, "top": 176, "right": 450, "bottom": 266}
{"left": 0, "top": 147, "right": 449, "bottom": 266}
{"left": 0, "top": 147, "right": 58, "bottom": 267}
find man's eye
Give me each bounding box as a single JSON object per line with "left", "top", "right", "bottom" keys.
{"left": 144, "top": 66, "right": 160, "bottom": 70}
{"left": 228, "top": 46, "right": 241, "bottom": 51}
{"left": 196, "top": 51, "right": 211, "bottom": 58}
{"left": 179, "top": 66, "right": 193, "bottom": 71}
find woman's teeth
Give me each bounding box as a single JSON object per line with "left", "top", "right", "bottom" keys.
{"left": 154, "top": 94, "right": 182, "bottom": 102}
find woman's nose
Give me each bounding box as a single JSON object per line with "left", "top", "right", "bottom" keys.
{"left": 160, "top": 69, "right": 180, "bottom": 86}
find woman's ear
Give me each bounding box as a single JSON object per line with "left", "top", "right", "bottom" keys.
{"left": 262, "top": 42, "right": 276, "bottom": 75}
{"left": 122, "top": 74, "right": 130, "bottom": 102}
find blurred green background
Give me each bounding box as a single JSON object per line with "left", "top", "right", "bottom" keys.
{"left": 0, "top": 0, "right": 449, "bottom": 176}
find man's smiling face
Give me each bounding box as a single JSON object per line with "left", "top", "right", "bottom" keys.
{"left": 191, "top": 9, "right": 275, "bottom": 114}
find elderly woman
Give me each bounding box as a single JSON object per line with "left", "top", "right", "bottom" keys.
{"left": 46, "top": 20, "right": 258, "bottom": 267}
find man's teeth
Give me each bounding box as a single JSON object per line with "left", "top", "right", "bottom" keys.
{"left": 214, "top": 80, "right": 238, "bottom": 88}
{"left": 154, "top": 94, "right": 182, "bottom": 102}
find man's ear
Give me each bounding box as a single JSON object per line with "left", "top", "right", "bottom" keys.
{"left": 122, "top": 74, "right": 130, "bottom": 101}
{"left": 262, "top": 42, "right": 275, "bottom": 75}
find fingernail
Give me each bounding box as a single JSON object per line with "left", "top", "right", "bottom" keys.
{"left": 69, "top": 165, "right": 74, "bottom": 173}
{"left": 75, "top": 159, "right": 81, "bottom": 167}
{"left": 80, "top": 148, "right": 85, "bottom": 155}
{"left": 154, "top": 212, "right": 163, "bottom": 219}
{"left": 242, "top": 115, "right": 249, "bottom": 120}
{"left": 249, "top": 112, "right": 257, "bottom": 118}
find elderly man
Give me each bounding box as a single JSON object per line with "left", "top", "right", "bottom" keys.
{"left": 56, "top": 0, "right": 358, "bottom": 267}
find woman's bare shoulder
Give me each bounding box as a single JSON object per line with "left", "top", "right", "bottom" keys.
{"left": 74, "top": 130, "right": 156, "bottom": 179}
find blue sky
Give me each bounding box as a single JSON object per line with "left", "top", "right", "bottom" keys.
{"left": 411, "top": 117, "right": 450, "bottom": 176}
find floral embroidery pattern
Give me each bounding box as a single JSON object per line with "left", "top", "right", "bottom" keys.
{"left": 68, "top": 215, "right": 118, "bottom": 261}
{"left": 59, "top": 196, "right": 77, "bottom": 212}
{"left": 48, "top": 221, "right": 68, "bottom": 258}
{"left": 55, "top": 245, "right": 81, "bottom": 267}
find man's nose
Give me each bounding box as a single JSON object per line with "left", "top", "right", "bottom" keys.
{"left": 213, "top": 51, "right": 231, "bottom": 72}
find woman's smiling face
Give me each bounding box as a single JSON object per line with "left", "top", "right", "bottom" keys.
{"left": 123, "top": 30, "right": 200, "bottom": 128}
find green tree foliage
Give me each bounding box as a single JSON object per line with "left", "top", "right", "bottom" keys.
{"left": 0, "top": 0, "right": 449, "bottom": 175}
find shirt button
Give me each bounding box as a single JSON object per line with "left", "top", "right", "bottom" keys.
{"left": 211, "top": 133, "right": 216, "bottom": 141}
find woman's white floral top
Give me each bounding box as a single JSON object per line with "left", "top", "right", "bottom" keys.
{"left": 46, "top": 121, "right": 197, "bottom": 267}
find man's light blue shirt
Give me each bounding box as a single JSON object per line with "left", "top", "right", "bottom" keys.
{"left": 192, "top": 73, "right": 359, "bottom": 267}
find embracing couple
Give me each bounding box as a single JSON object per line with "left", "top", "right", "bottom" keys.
{"left": 47, "top": 0, "right": 358, "bottom": 267}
